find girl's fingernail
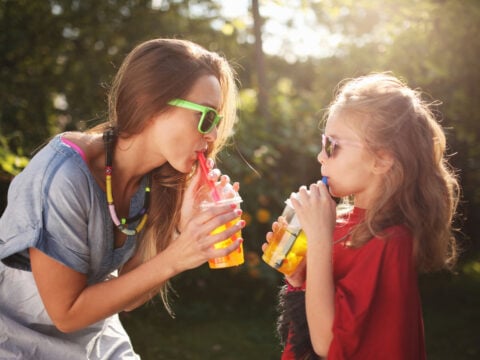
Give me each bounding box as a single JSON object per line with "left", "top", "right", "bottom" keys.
{"left": 237, "top": 220, "right": 246, "bottom": 227}
{"left": 234, "top": 209, "right": 243, "bottom": 216}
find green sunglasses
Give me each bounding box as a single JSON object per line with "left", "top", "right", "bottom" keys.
{"left": 168, "top": 99, "right": 222, "bottom": 134}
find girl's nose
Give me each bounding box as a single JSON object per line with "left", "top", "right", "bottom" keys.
{"left": 317, "top": 149, "right": 327, "bottom": 164}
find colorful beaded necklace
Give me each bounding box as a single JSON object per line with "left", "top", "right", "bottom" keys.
{"left": 103, "top": 129, "right": 151, "bottom": 236}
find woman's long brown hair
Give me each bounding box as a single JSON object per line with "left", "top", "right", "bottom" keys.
{"left": 90, "top": 39, "right": 238, "bottom": 312}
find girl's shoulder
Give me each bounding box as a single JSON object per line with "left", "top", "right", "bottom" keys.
{"left": 365, "top": 224, "right": 414, "bottom": 259}
{"left": 382, "top": 224, "right": 413, "bottom": 242}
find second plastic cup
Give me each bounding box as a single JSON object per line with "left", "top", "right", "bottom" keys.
{"left": 262, "top": 196, "right": 306, "bottom": 276}
{"left": 263, "top": 177, "right": 328, "bottom": 276}
{"left": 200, "top": 196, "right": 244, "bottom": 269}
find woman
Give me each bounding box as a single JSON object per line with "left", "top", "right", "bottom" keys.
{"left": 0, "top": 38, "right": 245, "bottom": 359}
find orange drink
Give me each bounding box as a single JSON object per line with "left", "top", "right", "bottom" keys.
{"left": 208, "top": 218, "right": 244, "bottom": 269}
{"left": 262, "top": 223, "right": 307, "bottom": 276}
{"left": 201, "top": 197, "right": 244, "bottom": 269}
{"left": 262, "top": 194, "right": 307, "bottom": 276}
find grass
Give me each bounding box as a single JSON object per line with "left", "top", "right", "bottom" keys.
{"left": 121, "top": 266, "right": 283, "bottom": 360}
{"left": 420, "top": 270, "right": 480, "bottom": 359}
{"left": 121, "top": 262, "right": 480, "bottom": 359}
{"left": 122, "top": 306, "right": 280, "bottom": 359}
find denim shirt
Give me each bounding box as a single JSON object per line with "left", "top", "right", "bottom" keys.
{"left": 0, "top": 134, "right": 143, "bottom": 284}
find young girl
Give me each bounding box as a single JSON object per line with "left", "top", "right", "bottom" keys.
{"left": 266, "top": 73, "right": 459, "bottom": 359}
{"left": 0, "top": 38, "right": 245, "bottom": 359}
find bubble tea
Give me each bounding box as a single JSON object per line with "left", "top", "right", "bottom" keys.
{"left": 262, "top": 177, "right": 328, "bottom": 276}
{"left": 197, "top": 152, "right": 244, "bottom": 269}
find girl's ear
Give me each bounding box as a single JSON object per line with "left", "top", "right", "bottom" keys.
{"left": 373, "top": 150, "right": 394, "bottom": 175}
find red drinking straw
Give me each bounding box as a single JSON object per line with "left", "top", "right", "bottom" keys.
{"left": 197, "top": 152, "right": 221, "bottom": 202}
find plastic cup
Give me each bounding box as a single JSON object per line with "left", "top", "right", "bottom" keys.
{"left": 196, "top": 151, "right": 245, "bottom": 269}
{"left": 262, "top": 199, "right": 305, "bottom": 276}
{"left": 200, "top": 196, "right": 244, "bottom": 269}
{"left": 262, "top": 177, "right": 328, "bottom": 275}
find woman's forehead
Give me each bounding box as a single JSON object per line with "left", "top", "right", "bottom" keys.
{"left": 184, "top": 75, "right": 222, "bottom": 109}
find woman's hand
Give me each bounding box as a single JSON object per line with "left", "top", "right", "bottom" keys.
{"left": 215, "top": 173, "right": 240, "bottom": 199}
{"left": 205, "top": 158, "right": 240, "bottom": 200}
{"left": 165, "top": 201, "right": 245, "bottom": 273}
{"left": 173, "top": 157, "right": 244, "bottom": 272}
{"left": 179, "top": 157, "right": 240, "bottom": 233}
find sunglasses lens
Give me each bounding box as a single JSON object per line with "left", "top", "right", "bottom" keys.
{"left": 326, "top": 137, "right": 334, "bottom": 157}
{"left": 322, "top": 135, "right": 335, "bottom": 157}
{"left": 199, "top": 110, "right": 218, "bottom": 133}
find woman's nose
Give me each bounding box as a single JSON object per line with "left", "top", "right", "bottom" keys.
{"left": 204, "top": 127, "right": 218, "bottom": 142}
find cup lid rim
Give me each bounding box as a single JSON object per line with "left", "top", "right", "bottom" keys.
{"left": 200, "top": 197, "right": 243, "bottom": 209}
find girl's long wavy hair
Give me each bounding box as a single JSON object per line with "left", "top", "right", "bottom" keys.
{"left": 90, "top": 38, "right": 237, "bottom": 312}
{"left": 326, "top": 73, "right": 460, "bottom": 272}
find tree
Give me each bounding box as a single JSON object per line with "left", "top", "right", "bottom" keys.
{"left": 251, "top": 0, "right": 270, "bottom": 122}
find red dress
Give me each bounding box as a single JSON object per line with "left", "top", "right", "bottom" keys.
{"left": 281, "top": 208, "right": 426, "bottom": 360}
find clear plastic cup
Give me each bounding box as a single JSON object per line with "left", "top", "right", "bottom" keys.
{"left": 262, "top": 196, "right": 306, "bottom": 276}
{"left": 196, "top": 152, "right": 245, "bottom": 269}
{"left": 200, "top": 196, "right": 244, "bottom": 269}
{"left": 263, "top": 177, "right": 328, "bottom": 276}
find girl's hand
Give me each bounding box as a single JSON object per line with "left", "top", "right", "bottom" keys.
{"left": 262, "top": 215, "right": 289, "bottom": 252}
{"left": 263, "top": 217, "right": 306, "bottom": 286}
{"left": 285, "top": 258, "right": 306, "bottom": 288}
{"left": 290, "top": 181, "right": 336, "bottom": 247}
{"left": 262, "top": 220, "right": 281, "bottom": 252}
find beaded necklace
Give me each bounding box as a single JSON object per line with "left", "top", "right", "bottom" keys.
{"left": 103, "top": 129, "right": 151, "bottom": 236}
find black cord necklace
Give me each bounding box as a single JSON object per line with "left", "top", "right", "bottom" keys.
{"left": 103, "top": 129, "right": 151, "bottom": 236}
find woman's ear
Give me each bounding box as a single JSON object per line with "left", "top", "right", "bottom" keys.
{"left": 373, "top": 150, "right": 394, "bottom": 174}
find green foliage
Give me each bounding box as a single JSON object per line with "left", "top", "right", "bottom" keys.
{"left": 1, "top": 1, "right": 480, "bottom": 357}
{"left": 0, "top": 0, "right": 249, "bottom": 153}
{"left": 0, "top": 132, "right": 29, "bottom": 179}
{"left": 216, "top": 0, "right": 479, "bottom": 267}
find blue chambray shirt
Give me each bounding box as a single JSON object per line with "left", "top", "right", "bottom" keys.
{"left": 0, "top": 134, "right": 145, "bottom": 283}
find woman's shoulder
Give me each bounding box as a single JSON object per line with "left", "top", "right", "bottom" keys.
{"left": 8, "top": 134, "right": 98, "bottom": 205}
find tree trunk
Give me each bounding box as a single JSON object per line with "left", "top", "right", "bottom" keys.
{"left": 251, "top": 0, "right": 269, "bottom": 122}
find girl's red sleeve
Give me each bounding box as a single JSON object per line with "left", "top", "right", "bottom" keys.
{"left": 327, "top": 226, "right": 426, "bottom": 360}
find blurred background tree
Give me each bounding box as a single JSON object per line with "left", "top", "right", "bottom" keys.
{"left": 1, "top": 0, "right": 479, "bottom": 358}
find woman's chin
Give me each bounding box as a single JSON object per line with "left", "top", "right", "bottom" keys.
{"left": 178, "top": 160, "right": 195, "bottom": 174}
